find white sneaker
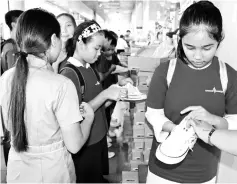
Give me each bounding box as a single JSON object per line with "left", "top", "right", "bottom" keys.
{"left": 107, "top": 142, "right": 112, "bottom": 148}
{"left": 108, "top": 151, "right": 115, "bottom": 158}
{"left": 108, "top": 130, "right": 116, "bottom": 137}
{"left": 107, "top": 136, "right": 112, "bottom": 143}
{"left": 110, "top": 118, "right": 121, "bottom": 127}
{"left": 156, "top": 117, "right": 197, "bottom": 165}
{"left": 114, "top": 127, "right": 123, "bottom": 138}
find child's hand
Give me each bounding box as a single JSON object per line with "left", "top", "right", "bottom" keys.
{"left": 80, "top": 102, "right": 94, "bottom": 122}
{"left": 105, "top": 85, "right": 127, "bottom": 101}
{"left": 110, "top": 64, "right": 116, "bottom": 72}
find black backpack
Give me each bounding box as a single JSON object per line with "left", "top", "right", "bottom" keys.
{"left": 59, "top": 63, "right": 100, "bottom": 103}
{"left": 1, "top": 38, "right": 17, "bottom": 75}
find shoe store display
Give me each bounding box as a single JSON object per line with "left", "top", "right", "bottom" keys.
{"left": 156, "top": 117, "right": 197, "bottom": 164}
{"left": 120, "top": 83, "right": 147, "bottom": 101}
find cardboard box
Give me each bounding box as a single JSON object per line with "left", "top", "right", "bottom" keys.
{"left": 144, "top": 138, "right": 153, "bottom": 150}
{"left": 133, "top": 125, "right": 145, "bottom": 138}
{"left": 143, "top": 150, "right": 151, "bottom": 164}
{"left": 131, "top": 149, "right": 143, "bottom": 161}
{"left": 128, "top": 56, "right": 160, "bottom": 72}
{"left": 144, "top": 123, "right": 154, "bottom": 138}
{"left": 134, "top": 111, "right": 145, "bottom": 123}
{"left": 130, "top": 160, "right": 144, "bottom": 172}
{"left": 135, "top": 102, "right": 146, "bottom": 112}
{"left": 133, "top": 138, "right": 144, "bottom": 150}
{"left": 122, "top": 171, "right": 139, "bottom": 183}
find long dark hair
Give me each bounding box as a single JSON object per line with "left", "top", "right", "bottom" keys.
{"left": 177, "top": 1, "right": 224, "bottom": 63}
{"left": 9, "top": 8, "right": 60, "bottom": 152}
{"left": 66, "top": 20, "right": 104, "bottom": 57}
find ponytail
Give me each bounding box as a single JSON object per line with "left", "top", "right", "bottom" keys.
{"left": 9, "top": 52, "right": 29, "bottom": 152}
{"left": 65, "top": 38, "right": 76, "bottom": 57}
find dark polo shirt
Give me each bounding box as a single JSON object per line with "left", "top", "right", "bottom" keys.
{"left": 146, "top": 57, "right": 237, "bottom": 183}
{"left": 61, "top": 57, "right": 108, "bottom": 146}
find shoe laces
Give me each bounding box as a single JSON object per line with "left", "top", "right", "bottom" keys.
{"left": 183, "top": 127, "right": 197, "bottom": 151}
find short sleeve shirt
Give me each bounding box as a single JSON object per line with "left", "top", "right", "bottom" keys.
{"left": 146, "top": 57, "right": 237, "bottom": 183}
{"left": 94, "top": 54, "right": 121, "bottom": 89}
{"left": 0, "top": 58, "right": 83, "bottom": 146}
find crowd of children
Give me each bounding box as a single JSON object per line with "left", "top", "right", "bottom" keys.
{"left": 1, "top": 1, "right": 237, "bottom": 183}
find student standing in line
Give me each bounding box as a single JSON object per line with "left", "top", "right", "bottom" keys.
{"left": 1, "top": 10, "right": 23, "bottom": 74}
{"left": 145, "top": 1, "right": 237, "bottom": 183}
{"left": 0, "top": 8, "right": 94, "bottom": 183}
{"left": 60, "top": 20, "right": 125, "bottom": 183}
{"left": 52, "top": 13, "right": 77, "bottom": 73}
{"left": 93, "top": 30, "right": 132, "bottom": 159}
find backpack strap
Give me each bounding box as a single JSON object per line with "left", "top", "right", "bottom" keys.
{"left": 59, "top": 63, "right": 85, "bottom": 103}
{"left": 166, "top": 58, "right": 177, "bottom": 88}
{"left": 219, "top": 60, "right": 228, "bottom": 94}
{"left": 90, "top": 66, "right": 100, "bottom": 81}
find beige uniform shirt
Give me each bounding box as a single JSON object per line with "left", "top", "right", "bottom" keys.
{"left": 0, "top": 57, "right": 82, "bottom": 183}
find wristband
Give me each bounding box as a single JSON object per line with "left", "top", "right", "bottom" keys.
{"left": 208, "top": 126, "right": 216, "bottom": 146}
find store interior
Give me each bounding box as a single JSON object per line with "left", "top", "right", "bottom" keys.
{"left": 1, "top": 0, "right": 237, "bottom": 183}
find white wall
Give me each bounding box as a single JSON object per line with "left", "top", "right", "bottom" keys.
{"left": 214, "top": 1, "right": 237, "bottom": 70}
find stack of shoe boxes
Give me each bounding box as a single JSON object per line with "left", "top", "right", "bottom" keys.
{"left": 131, "top": 101, "right": 153, "bottom": 169}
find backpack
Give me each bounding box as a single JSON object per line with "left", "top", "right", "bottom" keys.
{"left": 1, "top": 39, "right": 18, "bottom": 75}
{"left": 166, "top": 58, "right": 228, "bottom": 94}
{"left": 59, "top": 62, "right": 100, "bottom": 103}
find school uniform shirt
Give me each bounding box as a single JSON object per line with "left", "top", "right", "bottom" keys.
{"left": 0, "top": 56, "right": 82, "bottom": 183}
{"left": 61, "top": 57, "right": 108, "bottom": 146}
{"left": 146, "top": 56, "right": 237, "bottom": 183}
{"left": 94, "top": 53, "right": 121, "bottom": 89}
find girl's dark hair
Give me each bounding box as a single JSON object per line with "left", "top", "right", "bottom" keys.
{"left": 10, "top": 8, "right": 60, "bottom": 152}
{"left": 5, "top": 10, "right": 23, "bottom": 30}
{"left": 66, "top": 20, "right": 104, "bottom": 57}
{"left": 57, "top": 13, "right": 77, "bottom": 28}
{"left": 177, "top": 1, "right": 224, "bottom": 62}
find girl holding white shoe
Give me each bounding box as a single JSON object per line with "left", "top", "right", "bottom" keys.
{"left": 145, "top": 1, "right": 237, "bottom": 183}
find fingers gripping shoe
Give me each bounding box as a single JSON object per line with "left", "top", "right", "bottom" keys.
{"left": 156, "top": 118, "right": 197, "bottom": 164}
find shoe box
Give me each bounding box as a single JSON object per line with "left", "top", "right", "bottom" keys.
{"left": 133, "top": 125, "right": 145, "bottom": 138}
{"left": 134, "top": 111, "right": 145, "bottom": 123}
{"left": 144, "top": 138, "right": 153, "bottom": 150}
{"left": 133, "top": 138, "right": 144, "bottom": 150}
{"left": 130, "top": 160, "right": 144, "bottom": 171}
{"left": 143, "top": 150, "right": 151, "bottom": 164}
{"left": 122, "top": 171, "right": 139, "bottom": 183}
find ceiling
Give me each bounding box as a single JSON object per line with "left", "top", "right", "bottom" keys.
{"left": 81, "top": 0, "right": 136, "bottom": 21}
